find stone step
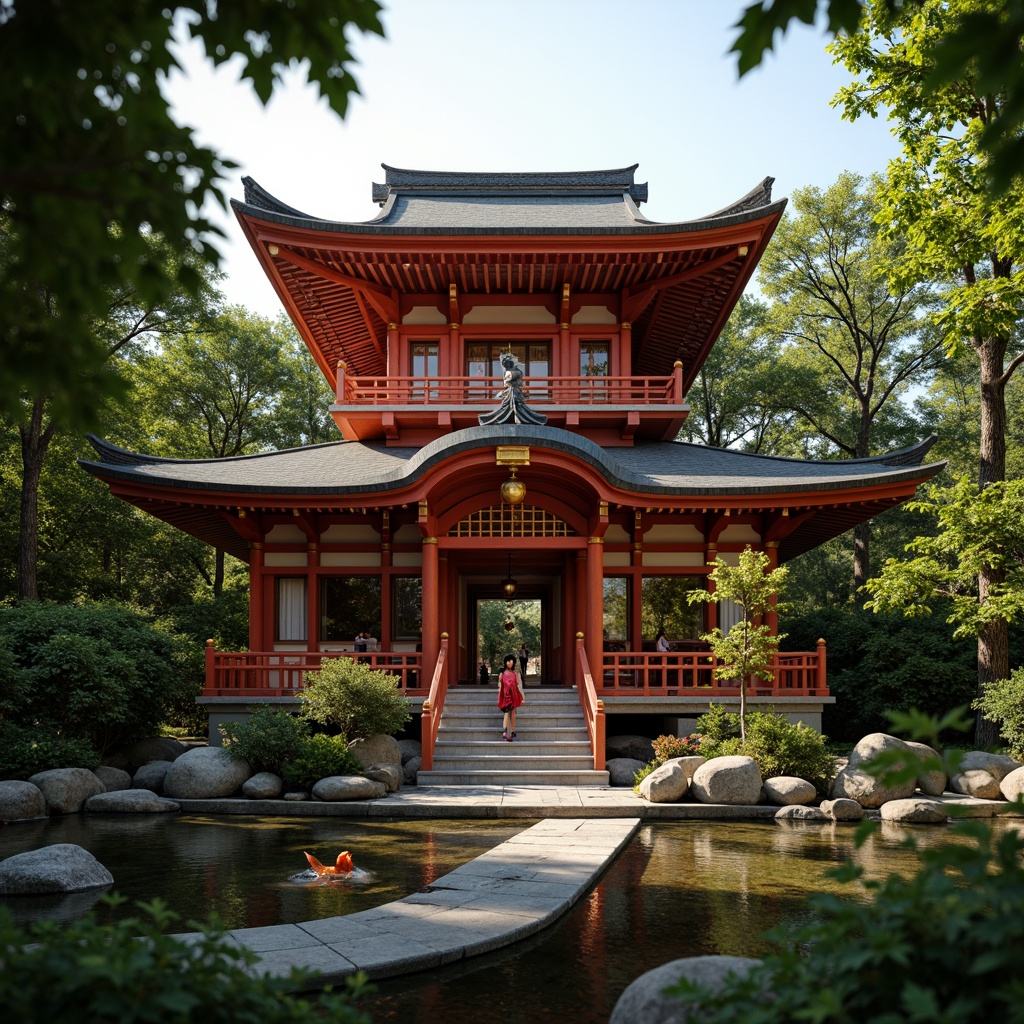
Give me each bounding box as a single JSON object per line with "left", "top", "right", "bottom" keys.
{"left": 436, "top": 726, "right": 590, "bottom": 742}
{"left": 434, "top": 739, "right": 593, "bottom": 757}
{"left": 430, "top": 754, "right": 597, "bottom": 772}
{"left": 416, "top": 769, "right": 611, "bottom": 786}
{"left": 438, "top": 713, "right": 590, "bottom": 730}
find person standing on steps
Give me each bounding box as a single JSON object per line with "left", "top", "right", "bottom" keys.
{"left": 518, "top": 642, "right": 528, "bottom": 682}
{"left": 497, "top": 653, "right": 524, "bottom": 741}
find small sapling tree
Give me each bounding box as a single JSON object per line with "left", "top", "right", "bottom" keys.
{"left": 688, "top": 546, "right": 789, "bottom": 741}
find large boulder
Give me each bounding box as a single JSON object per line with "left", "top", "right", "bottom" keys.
{"left": 847, "top": 732, "right": 912, "bottom": 768}
{"left": 609, "top": 955, "right": 763, "bottom": 1024}
{"left": 880, "top": 797, "right": 948, "bottom": 824}
{"left": 819, "top": 797, "right": 864, "bottom": 822}
{"left": 606, "top": 734, "right": 656, "bottom": 763}
{"left": 397, "top": 738, "right": 422, "bottom": 766}
{"left": 830, "top": 763, "right": 915, "bottom": 808}
{"left": 691, "top": 756, "right": 763, "bottom": 805}
{"left": 162, "top": 746, "right": 252, "bottom": 799}
{"left": 904, "top": 740, "right": 947, "bottom": 796}
{"left": 403, "top": 755, "right": 422, "bottom": 785}
{"left": 1000, "top": 765, "right": 1024, "bottom": 802}
{"left": 312, "top": 776, "right": 387, "bottom": 801}
{"left": 775, "top": 804, "right": 828, "bottom": 822}
{"left": 113, "top": 736, "right": 189, "bottom": 773}
{"left": 93, "top": 766, "right": 132, "bottom": 792}
{"left": 133, "top": 760, "right": 172, "bottom": 794}
{"left": 639, "top": 760, "right": 688, "bottom": 803}
{"left": 762, "top": 776, "right": 817, "bottom": 806}
{"left": 27, "top": 768, "right": 105, "bottom": 814}
{"left": 0, "top": 780, "right": 47, "bottom": 823}
{"left": 949, "top": 769, "right": 1003, "bottom": 799}
{"left": 242, "top": 772, "right": 284, "bottom": 800}
{"left": 958, "top": 750, "right": 1020, "bottom": 782}
{"left": 348, "top": 734, "right": 402, "bottom": 768}
{"left": 362, "top": 764, "right": 402, "bottom": 793}
{"left": 607, "top": 758, "right": 646, "bottom": 787}
{"left": 0, "top": 844, "right": 113, "bottom": 894}
{"left": 85, "top": 791, "right": 181, "bottom": 813}
{"left": 667, "top": 755, "right": 706, "bottom": 786}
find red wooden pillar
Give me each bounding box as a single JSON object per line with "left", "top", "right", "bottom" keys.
{"left": 705, "top": 543, "right": 718, "bottom": 632}
{"left": 586, "top": 536, "right": 604, "bottom": 681}
{"left": 765, "top": 542, "right": 779, "bottom": 636}
{"left": 249, "top": 543, "right": 264, "bottom": 651}
{"left": 422, "top": 536, "right": 439, "bottom": 678}
{"left": 575, "top": 549, "right": 587, "bottom": 638}
{"left": 306, "top": 542, "right": 318, "bottom": 652}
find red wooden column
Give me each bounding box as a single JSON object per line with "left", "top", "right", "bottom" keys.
{"left": 705, "top": 542, "right": 718, "bottom": 632}
{"left": 249, "top": 543, "right": 264, "bottom": 651}
{"left": 421, "top": 536, "right": 439, "bottom": 678}
{"left": 586, "top": 536, "right": 604, "bottom": 680}
{"left": 306, "top": 542, "right": 319, "bottom": 652}
{"left": 765, "top": 542, "right": 779, "bottom": 636}
{"left": 575, "top": 550, "right": 587, "bottom": 638}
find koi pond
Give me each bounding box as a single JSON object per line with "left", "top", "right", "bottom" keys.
{"left": 2, "top": 815, "right": 1018, "bottom": 1023}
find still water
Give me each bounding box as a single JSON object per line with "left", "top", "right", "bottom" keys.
{"left": 1, "top": 815, "right": 1017, "bottom": 1023}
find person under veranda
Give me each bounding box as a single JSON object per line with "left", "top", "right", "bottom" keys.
{"left": 497, "top": 653, "right": 524, "bottom": 742}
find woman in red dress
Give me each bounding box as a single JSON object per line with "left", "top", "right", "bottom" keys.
{"left": 497, "top": 653, "right": 524, "bottom": 741}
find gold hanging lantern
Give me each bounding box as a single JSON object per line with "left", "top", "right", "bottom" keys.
{"left": 501, "top": 467, "right": 526, "bottom": 506}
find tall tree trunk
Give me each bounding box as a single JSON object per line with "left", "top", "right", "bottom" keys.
{"left": 974, "top": 335, "right": 1009, "bottom": 747}
{"left": 853, "top": 521, "right": 870, "bottom": 600}
{"left": 18, "top": 397, "right": 56, "bottom": 600}
{"left": 214, "top": 548, "right": 225, "bottom": 596}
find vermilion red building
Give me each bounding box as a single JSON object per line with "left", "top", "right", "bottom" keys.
{"left": 83, "top": 165, "right": 943, "bottom": 772}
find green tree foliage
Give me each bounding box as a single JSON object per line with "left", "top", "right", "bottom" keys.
{"left": 0, "top": 722, "right": 99, "bottom": 780}
{"left": 282, "top": 733, "right": 363, "bottom": 790}
{"left": 973, "top": 668, "right": 1024, "bottom": 760}
{"left": 0, "top": 0, "right": 384, "bottom": 428}
{"left": 299, "top": 658, "right": 411, "bottom": 741}
{"left": 688, "top": 547, "right": 789, "bottom": 740}
{"left": 0, "top": 897, "right": 371, "bottom": 1023}
{"left": 0, "top": 601, "right": 191, "bottom": 762}
{"left": 220, "top": 706, "right": 309, "bottom": 775}
{"left": 759, "top": 171, "right": 943, "bottom": 591}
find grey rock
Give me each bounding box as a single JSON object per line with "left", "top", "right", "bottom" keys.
{"left": 829, "top": 765, "right": 915, "bottom": 808}
{"left": 403, "top": 755, "right": 422, "bottom": 785}
{"left": 904, "top": 740, "right": 946, "bottom": 796}
{"left": 0, "top": 780, "right": 47, "bottom": 822}
{"left": 93, "top": 766, "right": 131, "bottom": 792}
{"left": 775, "top": 804, "right": 829, "bottom": 821}
{"left": 27, "top": 768, "right": 105, "bottom": 814}
{"left": 606, "top": 757, "right": 647, "bottom": 787}
{"left": 163, "top": 746, "right": 252, "bottom": 799}
{"left": 691, "top": 756, "right": 763, "bottom": 805}
{"left": 958, "top": 750, "right": 1020, "bottom": 783}
{"left": 949, "top": 769, "right": 1002, "bottom": 799}
{"left": 312, "top": 776, "right": 387, "bottom": 801}
{"left": 283, "top": 791, "right": 309, "bottom": 801}
{"left": 880, "top": 797, "right": 948, "bottom": 823}
{"left": 397, "top": 738, "right": 422, "bottom": 765}
{"left": 609, "top": 955, "right": 763, "bottom": 1024}
{"left": 665, "top": 755, "right": 706, "bottom": 786}
{"left": 639, "top": 761, "right": 688, "bottom": 803}
{"left": 762, "top": 776, "right": 817, "bottom": 806}
{"left": 348, "top": 734, "right": 402, "bottom": 768}
{"left": 606, "top": 734, "right": 656, "bottom": 763}
{"left": 847, "top": 732, "right": 912, "bottom": 768}
{"left": 133, "top": 760, "right": 171, "bottom": 794}
{"left": 1000, "top": 765, "right": 1024, "bottom": 802}
{"left": 0, "top": 843, "right": 113, "bottom": 894}
{"left": 820, "top": 797, "right": 864, "bottom": 822}
{"left": 85, "top": 790, "right": 181, "bottom": 813}
{"left": 242, "top": 772, "right": 284, "bottom": 799}
{"left": 115, "top": 737, "right": 189, "bottom": 773}
{"left": 362, "top": 764, "right": 402, "bottom": 793}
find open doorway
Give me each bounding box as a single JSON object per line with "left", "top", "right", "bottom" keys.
{"left": 476, "top": 598, "right": 541, "bottom": 685}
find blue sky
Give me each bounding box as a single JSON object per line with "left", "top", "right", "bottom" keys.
{"left": 166, "top": 1, "right": 900, "bottom": 317}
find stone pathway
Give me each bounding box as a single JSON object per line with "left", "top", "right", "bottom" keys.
{"left": 181, "top": 817, "right": 639, "bottom": 986}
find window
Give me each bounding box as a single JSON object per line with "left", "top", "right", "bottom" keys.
{"left": 319, "top": 576, "right": 382, "bottom": 643}
{"left": 393, "top": 577, "right": 422, "bottom": 639}
{"left": 580, "top": 340, "right": 610, "bottom": 377}
{"left": 603, "top": 577, "right": 630, "bottom": 648}
{"left": 641, "top": 577, "right": 705, "bottom": 641}
{"left": 276, "top": 578, "right": 307, "bottom": 642}
{"left": 466, "top": 342, "right": 550, "bottom": 381}
{"left": 410, "top": 342, "right": 439, "bottom": 401}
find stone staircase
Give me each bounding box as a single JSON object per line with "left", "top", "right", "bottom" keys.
{"left": 416, "top": 687, "right": 610, "bottom": 786}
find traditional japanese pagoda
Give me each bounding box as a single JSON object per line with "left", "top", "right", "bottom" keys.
{"left": 82, "top": 165, "right": 944, "bottom": 773}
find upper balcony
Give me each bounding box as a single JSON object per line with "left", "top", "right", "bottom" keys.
{"left": 331, "top": 363, "right": 688, "bottom": 445}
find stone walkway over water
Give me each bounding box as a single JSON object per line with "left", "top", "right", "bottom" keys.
{"left": 178, "top": 817, "right": 639, "bottom": 986}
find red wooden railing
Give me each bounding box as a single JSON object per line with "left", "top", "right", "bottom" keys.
{"left": 335, "top": 371, "right": 682, "bottom": 407}
{"left": 575, "top": 633, "right": 606, "bottom": 771}
{"left": 597, "top": 639, "right": 828, "bottom": 697}
{"left": 203, "top": 643, "right": 425, "bottom": 697}
{"left": 419, "top": 635, "right": 450, "bottom": 771}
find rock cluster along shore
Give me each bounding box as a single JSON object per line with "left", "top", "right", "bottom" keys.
{"left": 0, "top": 733, "right": 422, "bottom": 827}
{"left": 634, "top": 732, "right": 1024, "bottom": 824}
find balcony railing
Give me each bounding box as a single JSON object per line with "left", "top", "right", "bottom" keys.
{"left": 335, "top": 370, "right": 683, "bottom": 407}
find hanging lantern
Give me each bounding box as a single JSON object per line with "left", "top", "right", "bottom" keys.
{"left": 500, "top": 468, "right": 526, "bottom": 506}
{"left": 501, "top": 552, "right": 518, "bottom": 600}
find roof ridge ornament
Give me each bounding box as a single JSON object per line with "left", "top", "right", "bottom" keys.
{"left": 478, "top": 353, "right": 548, "bottom": 427}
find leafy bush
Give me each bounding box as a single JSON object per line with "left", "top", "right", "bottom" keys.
{"left": 0, "top": 896, "right": 371, "bottom": 1024}
{"left": 220, "top": 706, "right": 309, "bottom": 775}
{"left": 281, "top": 733, "right": 363, "bottom": 790}
{"left": 696, "top": 705, "right": 836, "bottom": 792}
{"left": 0, "top": 721, "right": 99, "bottom": 779}
{"left": 651, "top": 733, "right": 702, "bottom": 762}
{"left": 0, "top": 601, "right": 190, "bottom": 756}
{"left": 299, "top": 657, "right": 411, "bottom": 740}
{"left": 973, "top": 668, "right": 1024, "bottom": 761}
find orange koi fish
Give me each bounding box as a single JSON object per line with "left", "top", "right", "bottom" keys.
{"left": 304, "top": 850, "right": 354, "bottom": 875}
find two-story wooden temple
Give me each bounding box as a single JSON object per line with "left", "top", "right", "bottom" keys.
{"left": 82, "top": 164, "right": 944, "bottom": 773}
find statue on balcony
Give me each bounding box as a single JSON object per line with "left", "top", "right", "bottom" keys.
{"left": 478, "top": 352, "right": 547, "bottom": 426}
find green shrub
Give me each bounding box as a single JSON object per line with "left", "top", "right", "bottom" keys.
{"left": 973, "top": 668, "right": 1024, "bottom": 761}
{"left": 0, "top": 601, "right": 190, "bottom": 756}
{"left": 0, "top": 896, "right": 371, "bottom": 1024}
{"left": 0, "top": 721, "right": 99, "bottom": 779}
{"left": 651, "top": 733, "right": 702, "bottom": 762}
{"left": 282, "top": 733, "right": 363, "bottom": 790}
{"left": 696, "top": 705, "right": 836, "bottom": 793}
{"left": 220, "top": 706, "right": 309, "bottom": 775}
{"left": 299, "top": 658, "right": 411, "bottom": 740}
